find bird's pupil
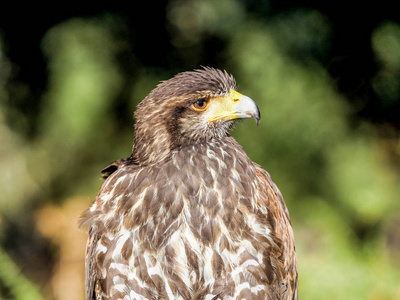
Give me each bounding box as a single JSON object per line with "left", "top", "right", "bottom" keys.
{"left": 191, "top": 98, "right": 209, "bottom": 110}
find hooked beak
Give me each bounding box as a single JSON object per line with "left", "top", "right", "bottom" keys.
{"left": 207, "top": 90, "right": 260, "bottom": 126}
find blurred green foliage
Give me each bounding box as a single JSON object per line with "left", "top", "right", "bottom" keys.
{"left": 0, "top": 1, "right": 399, "bottom": 299}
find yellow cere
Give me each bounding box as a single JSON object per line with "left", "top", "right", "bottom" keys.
{"left": 229, "top": 90, "right": 243, "bottom": 102}
{"left": 207, "top": 89, "right": 243, "bottom": 122}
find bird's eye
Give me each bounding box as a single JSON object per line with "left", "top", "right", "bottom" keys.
{"left": 191, "top": 99, "right": 210, "bottom": 111}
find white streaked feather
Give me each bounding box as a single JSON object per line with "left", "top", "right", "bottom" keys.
{"left": 129, "top": 289, "right": 150, "bottom": 300}
{"left": 111, "top": 232, "right": 130, "bottom": 261}
{"left": 240, "top": 259, "right": 259, "bottom": 269}
{"left": 202, "top": 246, "right": 215, "bottom": 284}
{"left": 204, "top": 294, "right": 219, "bottom": 300}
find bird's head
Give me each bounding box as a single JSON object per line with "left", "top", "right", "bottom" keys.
{"left": 132, "top": 67, "right": 260, "bottom": 165}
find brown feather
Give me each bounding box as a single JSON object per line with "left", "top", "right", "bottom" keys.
{"left": 80, "top": 67, "right": 298, "bottom": 299}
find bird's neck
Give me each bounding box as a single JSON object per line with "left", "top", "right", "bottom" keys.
{"left": 131, "top": 126, "right": 172, "bottom": 165}
{"left": 131, "top": 126, "right": 236, "bottom": 166}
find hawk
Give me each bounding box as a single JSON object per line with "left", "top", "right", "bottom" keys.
{"left": 80, "top": 67, "right": 298, "bottom": 299}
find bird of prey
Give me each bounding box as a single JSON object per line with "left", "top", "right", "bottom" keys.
{"left": 80, "top": 67, "right": 298, "bottom": 300}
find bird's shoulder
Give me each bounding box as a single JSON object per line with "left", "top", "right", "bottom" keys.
{"left": 100, "top": 157, "right": 136, "bottom": 179}
{"left": 253, "top": 163, "right": 298, "bottom": 298}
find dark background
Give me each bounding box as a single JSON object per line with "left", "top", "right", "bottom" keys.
{"left": 2, "top": 1, "right": 400, "bottom": 132}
